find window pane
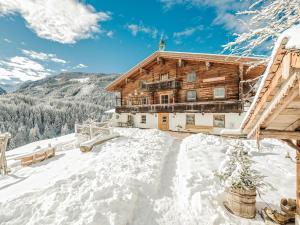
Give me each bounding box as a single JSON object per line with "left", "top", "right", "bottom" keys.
{"left": 161, "top": 74, "right": 168, "bottom": 80}
{"left": 187, "top": 72, "right": 196, "bottom": 82}
{"left": 186, "top": 114, "right": 195, "bottom": 125}
{"left": 214, "top": 87, "right": 225, "bottom": 98}
{"left": 187, "top": 90, "right": 197, "bottom": 101}
{"left": 161, "top": 95, "right": 169, "bottom": 104}
{"left": 213, "top": 115, "right": 225, "bottom": 128}
{"left": 141, "top": 115, "right": 146, "bottom": 124}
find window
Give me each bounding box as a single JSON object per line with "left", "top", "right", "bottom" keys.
{"left": 141, "top": 115, "right": 146, "bottom": 124}
{"left": 187, "top": 72, "right": 196, "bottom": 82}
{"left": 213, "top": 115, "right": 225, "bottom": 128}
{"left": 186, "top": 114, "right": 195, "bottom": 125}
{"left": 214, "top": 87, "right": 225, "bottom": 99}
{"left": 162, "top": 116, "right": 168, "bottom": 124}
{"left": 141, "top": 97, "right": 147, "bottom": 105}
{"left": 161, "top": 73, "right": 169, "bottom": 81}
{"left": 161, "top": 95, "right": 169, "bottom": 104}
{"left": 115, "top": 115, "right": 120, "bottom": 119}
{"left": 187, "top": 90, "right": 197, "bottom": 102}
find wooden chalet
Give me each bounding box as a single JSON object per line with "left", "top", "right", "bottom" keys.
{"left": 241, "top": 32, "right": 300, "bottom": 223}
{"left": 106, "top": 50, "right": 265, "bottom": 133}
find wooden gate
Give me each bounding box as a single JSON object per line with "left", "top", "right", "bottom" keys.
{"left": 158, "top": 113, "right": 169, "bottom": 131}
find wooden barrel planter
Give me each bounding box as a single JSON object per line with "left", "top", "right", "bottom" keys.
{"left": 225, "top": 187, "right": 256, "bottom": 219}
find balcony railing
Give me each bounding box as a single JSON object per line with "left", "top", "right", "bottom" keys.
{"left": 141, "top": 79, "right": 181, "bottom": 91}
{"left": 115, "top": 101, "right": 243, "bottom": 114}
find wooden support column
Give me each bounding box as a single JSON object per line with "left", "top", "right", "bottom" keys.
{"left": 239, "top": 64, "right": 244, "bottom": 101}
{"left": 297, "top": 140, "right": 300, "bottom": 225}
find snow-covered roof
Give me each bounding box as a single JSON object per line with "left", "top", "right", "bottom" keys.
{"left": 241, "top": 25, "right": 300, "bottom": 136}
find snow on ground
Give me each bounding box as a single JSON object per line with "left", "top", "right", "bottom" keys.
{"left": 0, "top": 128, "right": 296, "bottom": 225}
{"left": 176, "top": 134, "right": 295, "bottom": 225}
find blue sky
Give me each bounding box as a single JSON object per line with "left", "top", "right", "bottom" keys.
{"left": 0, "top": 0, "right": 255, "bottom": 88}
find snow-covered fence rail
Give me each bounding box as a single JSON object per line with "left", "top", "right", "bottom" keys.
{"left": 75, "top": 122, "right": 109, "bottom": 139}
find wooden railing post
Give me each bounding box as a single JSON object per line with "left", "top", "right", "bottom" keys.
{"left": 297, "top": 141, "right": 300, "bottom": 225}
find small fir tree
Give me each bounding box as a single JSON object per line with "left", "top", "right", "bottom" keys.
{"left": 215, "top": 141, "right": 265, "bottom": 191}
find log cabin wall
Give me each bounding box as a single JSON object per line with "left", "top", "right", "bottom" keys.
{"left": 119, "top": 58, "right": 265, "bottom": 106}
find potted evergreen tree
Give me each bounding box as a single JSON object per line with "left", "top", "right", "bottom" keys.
{"left": 215, "top": 141, "right": 264, "bottom": 219}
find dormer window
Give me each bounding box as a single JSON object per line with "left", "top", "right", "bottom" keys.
{"left": 187, "top": 72, "right": 196, "bottom": 82}
{"left": 160, "top": 73, "right": 169, "bottom": 81}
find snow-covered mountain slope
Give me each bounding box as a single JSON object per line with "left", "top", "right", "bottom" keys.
{"left": 0, "top": 129, "right": 295, "bottom": 225}
{"left": 0, "top": 87, "right": 6, "bottom": 95}
{"left": 0, "top": 72, "right": 119, "bottom": 150}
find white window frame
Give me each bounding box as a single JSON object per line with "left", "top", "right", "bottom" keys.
{"left": 160, "top": 73, "right": 169, "bottom": 81}
{"left": 214, "top": 87, "right": 225, "bottom": 99}
{"left": 187, "top": 90, "right": 197, "bottom": 102}
{"left": 161, "top": 94, "right": 169, "bottom": 104}
{"left": 187, "top": 72, "right": 196, "bottom": 83}
{"left": 141, "top": 97, "right": 148, "bottom": 105}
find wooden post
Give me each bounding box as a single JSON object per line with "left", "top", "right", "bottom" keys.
{"left": 238, "top": 64, "right": 244, "bottom": 102}
{"left": 297, "top": 141, "right": 300, "bottom": 225}
{"left": 0, "top": 133, "right": 11, "bottom": 175}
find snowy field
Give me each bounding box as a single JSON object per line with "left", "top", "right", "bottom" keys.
{"left": 0, "top": 128, "right": 295, "bottom": 225}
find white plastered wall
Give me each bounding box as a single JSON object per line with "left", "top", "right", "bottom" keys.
{"left": 111, "top": 112, "right": 246, "bottom": 134}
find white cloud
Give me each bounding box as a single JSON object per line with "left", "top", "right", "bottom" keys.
{"left": 106, "top": 30, "right": 114, "bottom": 38}
{"left": 173, "top": 26, "right": 204, "bottom": 45}
{"left": 3, "top": 38, "right": 11, "bottom": 43}
{"left": 160, "top": 0, "right": 250, "bottom": 33}
{"left": 22, "top": 49, "right": 67, "bottom": 64}
{"left": 173, "top": 26, "right": 204, "bottom": 38}
{"left": 0, "top": 56, "right": 51, "bottom": 83}
{"left": 0, "top": 0, "right": 111, "bottom": 44}
{"left": 127, "top": 24, "right": 158, "bottom": 38}
{"left": 74, "top": 63, "right": 88, "bottom": 69}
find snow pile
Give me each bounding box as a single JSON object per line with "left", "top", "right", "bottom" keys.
{"left": 0, "top": 128, "right": 175, "bottom": 225}
{"left": 176, "top": 133, "right": 295, "bottom": 225}
{"left": 0, "top": 129, "right": 296, "bottom": 225}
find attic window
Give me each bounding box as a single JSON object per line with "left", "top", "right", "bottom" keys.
{"left": 160, "top": 74, "right": 169, "bottom": 81}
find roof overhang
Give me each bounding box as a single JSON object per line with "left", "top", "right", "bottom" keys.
{"left": 241, "top": 37, "right": 300, "bottom": 140}
{"left": 106, "top": 51, "right": 266, "bottom": 92}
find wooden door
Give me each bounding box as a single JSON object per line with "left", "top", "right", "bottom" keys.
{"left": 158, "top": 113, "right": 169, "bottom": 131}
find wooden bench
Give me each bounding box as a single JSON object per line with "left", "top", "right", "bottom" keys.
{"left": 18, "top": 147, "right": 56, "bottom": 167}
{"left": 185, "top": 125, "right": 213, "bottom": 134}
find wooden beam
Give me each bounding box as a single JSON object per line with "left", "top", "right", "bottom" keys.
{"left": 261, "top": 87, "right": 299, "bottom": 128}
{"left": 139, "top": 68, "right": 147, "bottom": 74}
{"left": 259, "top": 129, "right": 300, "bottom": 140}
{"left": 178, "top": 59, "right": 183, "bottom": 67}
{"left": 282, "top": 53, "right": 291, "bottom": 80}
{"left": 205, "top": 62, "right": 211, "bottom": 70}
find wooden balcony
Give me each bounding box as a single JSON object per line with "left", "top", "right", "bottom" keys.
{"left": 115, "top": 101, "right": 243, "bottom": 114}
{"left": 141, "top": 79, "right": 181, "bottom": 92}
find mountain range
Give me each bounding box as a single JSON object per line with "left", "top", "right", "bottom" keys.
{"left": 0, "top": 72, "right": 119, "bottom": 149}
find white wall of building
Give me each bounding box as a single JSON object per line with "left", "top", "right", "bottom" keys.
{"left": 111, "top": 112, "right": 246, "bottom": 134}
